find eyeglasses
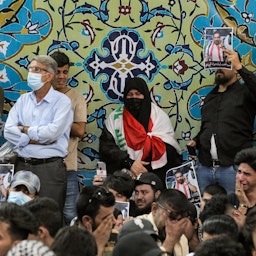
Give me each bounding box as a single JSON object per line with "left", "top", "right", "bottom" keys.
{"left": 157, "top": 202, "right": 188, "bottom": 221}
{"left": 88, "top": 186, "right": 111, "bottom": 204}
{"left": 28, "top": 66, "right": 49, "bottom": 73}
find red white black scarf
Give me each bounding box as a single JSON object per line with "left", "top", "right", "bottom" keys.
{"left": 105, "top": 103, "right": 181, "bottom": 169}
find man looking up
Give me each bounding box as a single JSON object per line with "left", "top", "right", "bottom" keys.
{"left": 4, "top": 55, "right": 73, "bottom": 212}
{"left": 187, "top": 49, "right": 256, "bottom": 194}
{"left": 50, "top": 51, "right": 87, "bottom": 225}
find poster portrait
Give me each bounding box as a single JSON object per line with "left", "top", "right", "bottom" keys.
{"left": 204, "top": 27, "right": 233, "bottom": 69}
{"left": 115, "top": 201, "right": 130, "bottom": 218}
{"left": 166, "top": 161, "right": 201, "bottom": 208}
{"left": 0, "top": 164, "right": 14, "bottom": 201}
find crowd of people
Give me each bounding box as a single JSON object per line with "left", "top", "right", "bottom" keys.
{"left": 0, "top": 48, "right": 255, "bottom": 256}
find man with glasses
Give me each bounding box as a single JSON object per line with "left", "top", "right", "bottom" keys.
{"left": 138, "top": 188, "right": 190, "bottom": 255}
{"left": 4, "top": 55, "right": 73, "bottom": 213}
{"left": 75, "top": 185, "right": 116, "bottom": 256}
{"left": 187, "top": 49, "right": 256, "bottom": 195}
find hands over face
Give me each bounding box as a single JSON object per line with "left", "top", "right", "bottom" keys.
{"left": 162, "top": 217, "right": 189, "bottom": 253}
{"left": 93, "top": 215, "right": 114, "bottom": 254}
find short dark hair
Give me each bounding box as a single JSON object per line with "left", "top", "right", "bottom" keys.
{"left": 0, "top": 202, "right": 39, "bottom": 241}
{"left": 76, "top": 186, "right": 115, "bottom": 222}
{"left": 174, "top": 170, "right": 183, "bottom": 176}
{"left": 199, "top": 194, "right": 233, "bottom": 224}
{"left": 24, "top": 197, "right": 62, "bottom": 238}
{"left": 203, "top": 184, "right": 227, "bottom": 196}
{"left": 50, "top": 51, "right": 70, "bottom": 67}
{"left": 156, "top": 188, "right": 188, "bottom": 214}
{"left": 234, "top": 147, "right": 256, "bottom": 171}
{"left": 202, "top": 214, "right": 239, "bottom": 240}
{"left": 51, "top": 226, "right": 97, "bottom": 256}
{"left": 194, "top": 235, "right": 246, "bottom": 256}
{"left": 103, "top": 171, "right": 134, "bottom": 199}
{"left": 242, "top": 208, "right": 256, "bottom": 251}
{"left": 213, "top": 31, "right": 220, "bottom": 36}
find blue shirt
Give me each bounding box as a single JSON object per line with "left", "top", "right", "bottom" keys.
{"left": 4, "top": 87, "right": 73, "bottom": 158}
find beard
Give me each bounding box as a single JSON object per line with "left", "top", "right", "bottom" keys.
{"left": 214, "top": 40, "right": 221, "bottom": 45}
{"left": 135, "top": 201, "right": 153, "bottom": 215}
{"left": 215, "top": 70, "right": 230, "bottom": 85}
{"left": 177, "top": 178, "right": 185, "bottom": 184}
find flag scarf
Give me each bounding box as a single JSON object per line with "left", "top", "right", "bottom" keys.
{"left": 105, "top": 103, "right": 181, "bottom": 169}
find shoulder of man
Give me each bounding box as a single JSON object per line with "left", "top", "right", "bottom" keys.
{"left": 66, "top": 88, "right": 84, "bottom": 98}
{"left": 52, "top": 88, "right": 72, "bottom": 104}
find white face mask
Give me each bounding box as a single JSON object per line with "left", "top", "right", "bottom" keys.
{"left": 27, "top": 72, "right": 46, "bottom": 91}
{"left": 7, "top": 191, "right": 32, "bottom": 205}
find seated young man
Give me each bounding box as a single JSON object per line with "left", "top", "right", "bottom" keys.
{"left": 74, "top": 185, "right": 116, "bottom": 256}
{"left": 0, "top": 202, "right": 39, "bottom": 256}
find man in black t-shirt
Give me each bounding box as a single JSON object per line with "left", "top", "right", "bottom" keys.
{"left": 228, "top": 147, "right": 256, "bottom": 216}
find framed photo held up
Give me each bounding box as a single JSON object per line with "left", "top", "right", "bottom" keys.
{"left": 166, "top": 161, "right": 201, "bottom": 208}
{"left": 204, "top": 27, "right": 233, "bottom": 70}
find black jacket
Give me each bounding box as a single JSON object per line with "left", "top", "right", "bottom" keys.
{"left": 99, "top": 127, "right": 182, "bottom": 183}
{"left": 194, "top": 66, "right": 256, "bottom": 167}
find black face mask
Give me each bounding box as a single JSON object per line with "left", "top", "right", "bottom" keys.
{"left": 125, "top": 98, "right": 144, "bottom": 116}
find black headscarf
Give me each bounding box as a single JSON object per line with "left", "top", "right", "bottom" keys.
{"left": 123, "top": 77, "right": 151, "bottom": 132}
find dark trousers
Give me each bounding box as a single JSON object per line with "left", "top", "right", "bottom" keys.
{"left": 15, "top": 158, "right": 67, "bottom": 212}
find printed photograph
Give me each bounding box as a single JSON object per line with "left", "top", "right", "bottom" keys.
{"left": 0, "top": 164, "right": 14, "bottom": 201}
{"left": 166, "top": 161, "right": 201, "bottom": 208}
{"left": 204, "top": 27, "right": 233, "bottom": 69}
{"left": 114, "top": 201, "right": 130, "bottom": 218}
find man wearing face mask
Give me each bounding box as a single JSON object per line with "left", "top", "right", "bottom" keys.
{"left": 99, "top": 77, "right": 182, "bottom": 183}
{"left": 7, "top": 170, "right": 40, "bottom": 205}
{"left": 4, "top": 55, "right": 73, "bottom": 212}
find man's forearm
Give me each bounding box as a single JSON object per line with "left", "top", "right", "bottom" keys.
{"left": 162, "top": 236, "right": 177, "bottom": 253}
